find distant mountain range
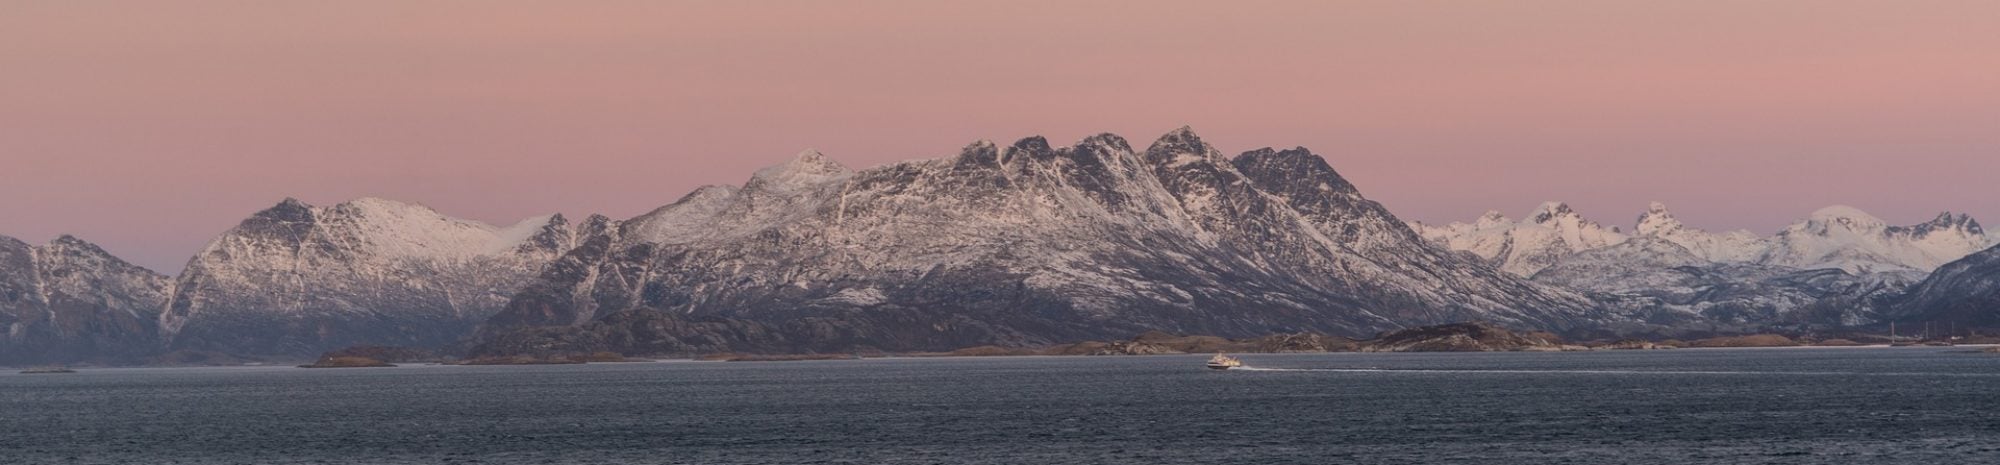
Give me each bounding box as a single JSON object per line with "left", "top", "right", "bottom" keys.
{"left": 4, "top": 128, "right": 1996, "bottom": 364}
{"left": 1412, "top": 202, "right": 1992, "bottom": 328}
{"left": 1411, "top": 202, "right": 1991, "bottom": 276}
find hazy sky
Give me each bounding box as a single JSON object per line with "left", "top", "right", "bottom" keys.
{"left": 4, "top": 1, "right": 1997, "bottom": 272}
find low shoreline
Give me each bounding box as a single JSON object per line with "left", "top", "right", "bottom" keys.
{"left": 15, "top": 342, "right": 2000, "bottom": 372}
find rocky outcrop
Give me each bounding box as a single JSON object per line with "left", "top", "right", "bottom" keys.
{"left": 1055, "top": 340, "right": 1181, "bottom": 356}
{"left": 1597, "top": 339, "right": 1675, "bottom": 350}
{"left": 1246, "top": 332, "right": 1361, "bottom": 352}
{"left": 1684, "top": 334, "right": 1798, "bottom": 348}
{"left": 298, "top": 356, "right": 395, "bottom": 368}
{"left": 316, "top": 345, "right": 437, "bottom": 363}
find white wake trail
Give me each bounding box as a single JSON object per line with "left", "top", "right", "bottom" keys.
{"left": 1230, "top": 366, "right": 1828, "bottom": 375}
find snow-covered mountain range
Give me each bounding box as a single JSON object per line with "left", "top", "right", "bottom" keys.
{"left": 1413, "top": 202, "right": 1992, "bottom": 327}
{"left": 473, "top": 129, "right": 1609, "bottom": 355}
{"left": 1413, "top": 202, "right": 1992, "bottom": 276}
{"left": 5, "top": 128, "right": 1999, "bottom": 362}
{"left": 1410, "top": 202, "right": 1628, "bottom": 276}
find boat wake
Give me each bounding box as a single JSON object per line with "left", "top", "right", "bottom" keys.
{"left": 1231, "top": 366, "right": 1818, "bottom": 375}
{"left": 1226, "top": 366, "right": 2000, "bottom": 377}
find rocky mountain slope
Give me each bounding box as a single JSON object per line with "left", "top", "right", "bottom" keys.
{"left": 1885, "top": 244, "right": 2000, "bottom": 327}
{"left": 473, "top": 128, "right": 1610, "bottom": 356}
{"left": 159, "top": 198, "right": 577, "bottom": 355}
{"left": 0, "top": 235, "right": 170, "bottom": 364}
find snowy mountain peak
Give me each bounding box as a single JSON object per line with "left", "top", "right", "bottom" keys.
{"left": 48, "top": 234, "right": 94, "bottom": 248}
{"left": 1231, "top": 147, "right": 1360, "bottom": 196}
{"left": 495, "top": 213, "right": 576, "bottom": 256}
{"left": 1806, "top": 205, "right": 1887, "bottom": 230}
{"left": 255, "top": 197, "right": 317, "bottom": 221}
{"left": 954, "top": 140, "right": 1002, "bottom": 167}
{"left": 1627, "top": 202, "right": 1766, "bottom": 263}
{"left": 1078, "top": 133, "right": 1135, "bottom": 154}
{"left": 1009, "top": 135, "right": 1054, "bottom": 155}
{"left": 331, "top": 198, "right": 483, "bottom": 231}
{"left": 36, "top": 234, "right": 125, "bottom": 267}
{"left": 1409, "top": 202, "right": 1627, "bottom": 276}
{"left": 1530, "top": 201, "right": 1577, "bottom": 225}
{"left": 748, "top": 149, "right": 849, "bottom": 192}
{"left": 1067, "top": 133, "right": 1142, "bottom": 168}
{"left": 1143, "top": 126, "right": 1223, "bottom": 168}
{"left": 1635, "top": 201, "right": 1681, "bottom": 236}
{"left": 1760, "top": 205, "right": 1992, "bottom": 273}
{"left": 1912, "top": 212, "right": 1984, "bottom": 237}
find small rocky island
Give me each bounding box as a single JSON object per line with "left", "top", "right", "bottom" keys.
{"left": 298, "top": 356, "right": 395, "bottom": 368}
{"left": 298, "top": 345, "right": 440, "bottom": 368}
{"left": 1362, "top": 322, "right": 1585, "bottom": 352}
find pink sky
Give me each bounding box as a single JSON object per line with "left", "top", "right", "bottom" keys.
{"left": 4, "top": 1, "right": 1998, "bottom": 272}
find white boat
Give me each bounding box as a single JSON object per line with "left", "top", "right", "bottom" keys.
{"left": 1206, "top": 354, "right": 1243, "bottom": 370}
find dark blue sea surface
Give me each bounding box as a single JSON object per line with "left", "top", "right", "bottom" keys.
{"left": 4, "top": 347, "right": 1999, "bottom": 464}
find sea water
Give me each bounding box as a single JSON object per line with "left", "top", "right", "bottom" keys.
{"left": 3, "top": 347, "right": 1997, "bottom": 464}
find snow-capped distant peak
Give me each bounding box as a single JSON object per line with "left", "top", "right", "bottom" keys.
{"left": 1761, "top": 205, "right": 1994, "bottom": 273}
{"left": 1411, "top": 202, "right": 1627, "bottom": 276}
{"left": 1627, "top": 202, "right": 1767, "bottom": 263}
{"left": 487, "top": 214, "right": 565, "bottom": 255}
{"left": 223, "top": 197, "right": 572, "bottom": 262}
{"left": 1078, "top": 133, "right": 1136, "bottom": 154}
{"left": 1806, "top": 205, "right": 1887, "bottom": 229}
{"left": 1911, "top": 212, "right": 1985, "bottom": 237}
{"left": 1144, "top": 126, "right": 1226, "bottom": 168}
{"left": 1635, "top": 201, "right": 1681, "bottom": 236}
{"left": 1529, "top": 201, "right": 1576, "bottom": 224}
